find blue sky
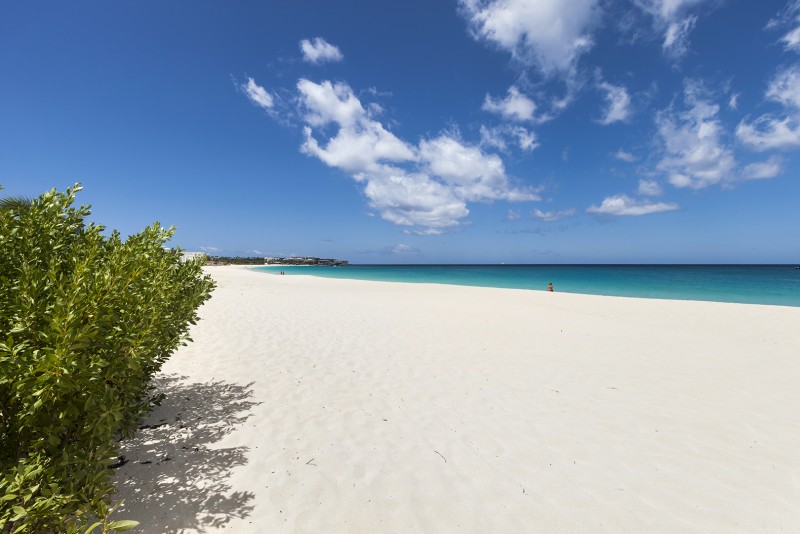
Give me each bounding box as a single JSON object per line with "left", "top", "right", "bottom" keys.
{"left": 2, "top": 0, "right": 799, "bottom": 263}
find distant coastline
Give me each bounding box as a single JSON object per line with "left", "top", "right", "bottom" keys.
{"left": 182, "top": 253, "right": 349, "bottom": 266}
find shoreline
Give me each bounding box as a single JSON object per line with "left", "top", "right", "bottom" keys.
{"left": 115, "top": 266, "right": 800, "bottom": 532}
{"left": 252, "top": 264, "right": 798, "bottom": 309}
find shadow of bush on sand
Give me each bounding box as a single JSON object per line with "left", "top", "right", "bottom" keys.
{"left": 113, "top": 374, "right": 260, "bottom": 532}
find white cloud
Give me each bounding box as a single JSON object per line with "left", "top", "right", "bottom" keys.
{"left": 728, "top": 93, "right": 739, "bottom": 110}
{"left": 638, "top": 179, "right": 663, "bottom": 196}
{"left": 506, "top": 209, "right": 521, "bottom": 221}
{"left": 766, "top": 65, "right": 800, "bottom": 108}
{"left": 300, "top": 37, "right": 344, "bottom": 64}
{"left": 768, "top": 0, "right": 800, "bottom": 52}
{"left": 480, "top": 124, "right": 540, "bottom": 152}
{"left": 783, "top": 25, "right": 800, "bottom": 51}
{"left": 242, "top": 77, "right": 274, "bottom": 109}
{"left": 298, "top": 79, "right": 415, "bottom": 173}
{"left": 363, "top": 172, "right": 469, "bottom": 232}
{"left": 586, "top": 194, "right": 678, "bottom": 216}
{"left": 479, "top": 125, "right": 507, "bottom": 151}
{"left": 634, "top": 0, "right": 709, "bottom": 57}
{"left": 295, "top": 79, "right": 539, "bottom": 232}
{"left": 482, "top": 86, "right": 537, "bottom": 122}
{"left": 737, "top": 116, "right": 800, "bottom": 150}
{"left": 198, "top": 246, "right": 221, "bottom": 253}
{"left": 419, "top": 135, "right": 539, "bottom": 202}
{"left": 655, "top": 83, "right": 737, "bottom": 189}
{"left": 736, "top": 65, "right": 800, "bottom": 151}
{"left": 662, "top": 15, "right": 697, "bottom": 56}
{"left": 598, "top": 81, "right": 632, "bottom": 124}
{"left": 460, "top": 0, "right": 600, "bottom": 75}
{"left": 614, "top": 149, "right": 637, "bottom": 162}
{"left": 531, "top": 208, "right": 576, "bottom": 221}
{"left": 741, "top": 156, "right": 783, "bottom": 180}
{"left": 513, "top": 127, "right": 539, "bottom": 151}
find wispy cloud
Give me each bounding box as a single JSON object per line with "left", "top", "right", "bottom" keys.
{"left": 728, "top": 92, "right": 739, "bottom": 110}
{"left": 634, "top": 0, "right": 712, "bottom": 58}
{"left": 531, "top": 208, "right": 576, "bottom": 221}
{"left": 242, "top": 77, "right": 274, "bottom": 109}
{"left": 614, "top": 149, "right": 637, "bottom": 162}
{"left": 737, "top": 65, "right": 800, "bottom": 151}
{"left": 300, "top": 37, "right": 344, "bottom": 64}
{"left": 767, "top": 0, "right": 800, "bottom": 53}
{"left": 587, "top": 194, "right": 678, "bottom": 216}
{"left": 381, "top": 243, "right": 420, "bottom": 256}
{"left": 598, "top": 80, "right": 632, "bottom": 124}
{"left": 637, "top": 179, "right": 663, "bottom": 196}
{"left": 741, "top": 156, "right": 783, "bottom": 180}
{"left": 479, "top": 124, "right": 540, "bottom": 152}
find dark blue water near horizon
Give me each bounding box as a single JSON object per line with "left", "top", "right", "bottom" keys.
{"left": 254, "top": 264, "right": 800, "bottom": 307}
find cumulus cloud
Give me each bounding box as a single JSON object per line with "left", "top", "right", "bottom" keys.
{"left": 531, "top": 208, "right": 576, "bottom": 221}
{"left": 638, "top": 179, "right": 663, "bottom": 196}
{"left": 736, "top": 65, "right": 800, "bottom": 150}
{"left": 614, "top": 149, "right": 637, "bottom": 162}
{"left": 482, "top": 86, "right": 538, "bottom": 121}
{"left": 300, "top": 37, "right": 344, "bottom": 64}
{"left": 460, "top": 0, "right": 600, "bottom": 75}
{"left": 586, "top": 194, "right": 678, "bottom": 216}
{"left": 598, "top": 81, "right": 632, "bottom": 124}
{"left": 242, "top": 77, "right": 274, "bottom": 109}
{"left": 295, "top": 79, "right": 539, "bottom": 233}
{"left": 634, "top": 0, "right": 710, "bottom": 57}
{"left": 655, "top": 82, "right": 737, "bottom": 189}
{"left": 741, "top": 156, "right": 783, "bottom": 180}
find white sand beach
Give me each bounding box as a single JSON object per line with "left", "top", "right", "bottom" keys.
{"left": 115, "top": 266, "right": 800, "bottom": 533}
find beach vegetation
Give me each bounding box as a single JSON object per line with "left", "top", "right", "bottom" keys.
{"left": 0, "top": 185, "right": 215, "bottom": 532}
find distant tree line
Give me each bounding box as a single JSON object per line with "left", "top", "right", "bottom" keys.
{"left": 207, "top": 256, "right": 266, "bottom": 265}
{"left": 207, "top": 256, "right": 348, "bottom": 266}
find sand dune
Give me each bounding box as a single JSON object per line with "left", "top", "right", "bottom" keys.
{"left": 115, "top": 266, "right": 800, "bottom": 533}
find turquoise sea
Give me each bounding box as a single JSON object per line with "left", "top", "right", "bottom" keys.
{"left": 255, "top": 265, "right": 800, "bottom": 307}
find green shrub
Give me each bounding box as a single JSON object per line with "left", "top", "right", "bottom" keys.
{"left": 0, "top": 185, "right": 215, "bottom": 532}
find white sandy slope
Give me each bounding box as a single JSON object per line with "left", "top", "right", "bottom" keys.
{"left": 115, "top": 266, "right": 800, "bottom": 533}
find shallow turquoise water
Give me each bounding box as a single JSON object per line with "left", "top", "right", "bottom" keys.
{"left": 254, "top": 265, "right": 800, "bottom": 307}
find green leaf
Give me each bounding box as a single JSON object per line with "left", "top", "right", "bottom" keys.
{"left": 12, "top": 505, "right": 27, "bottom": 517}
{"left": 106, "top": 520, "right": 140, "bottom": 531}
{"left": 83, "top": 521, "right": 103, "bottom": 534}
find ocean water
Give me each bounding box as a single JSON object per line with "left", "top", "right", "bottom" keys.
{"left": 254, "top": 264, "right": 800, "bottom": 307}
